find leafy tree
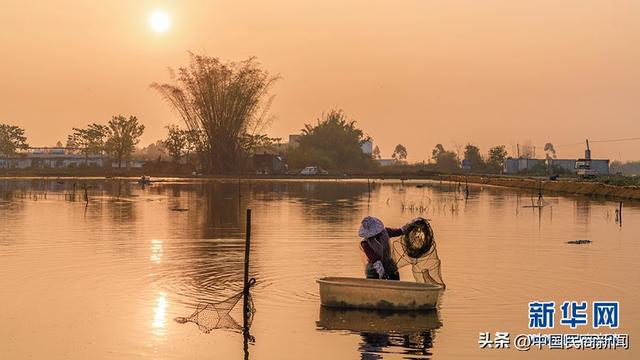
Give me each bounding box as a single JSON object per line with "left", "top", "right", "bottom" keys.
{"left": 287, "top": 109, "right": 374, "bottom": 171}
{"left": 0, "top": 124, "right": 29, "bottom": 158}
{"left": 240, "top": 134, "right": 282, "bottom": 152}
{"left": 431, "top": 144, "right": 459, "bottom": 172}
{"left": 372, "top": 145, "right": 381, "bottom": 160}
{"left": 134, "top": 141, "right": 168, "bottom": 161}
{"left": 463, "top": 144, "right": 485, "bottom": 171}
{"left": 544, "top": 142, "right": 557, "bottom": 159}
{"left": 104, "top": 115, "right": 145, "bottom": 168}
{"left": 163, "top": 125, "right": 187, "bottom": 162}
{"left": 152, "top": 53, "right": 279, "bottom": 173}
{"left": 487, "top": 145, "right": 508, "bottom": 173}
{"left": 519, "top": 140, "right": 534, "bottom": 159}
{"left": 431, "top": 144, "right": 446, "bottom": 162}
{"left": 66, "top": 123, "right": 108, "bottom": 163}
{"left": 392, "top": 144, "right": 408, "bottom": 161}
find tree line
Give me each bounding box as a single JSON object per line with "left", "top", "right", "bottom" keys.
{"left": 66, "top": 115, "right": 145, "bottom": 167}
{"left": 0, "top": 116, "right": 144, "bottom": 168}
{"left": 2, "top": 52, "right": 520, "bottom": 174}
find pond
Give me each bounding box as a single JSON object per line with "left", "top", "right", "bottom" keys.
{"left": 0, "top": 178, "right": 637, "bottom": 359}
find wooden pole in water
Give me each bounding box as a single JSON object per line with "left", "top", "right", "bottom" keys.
{"left": 243, "top": 208, "right": 252, "bottom": 327}
{"left": 238, "top": 179, "right": 242, "bottom": 218}
{"left": 242, "top": 208, "right": 252, "bottom": 360}
{"left": 619, "top": 201, "right": 623, "bottom": 226}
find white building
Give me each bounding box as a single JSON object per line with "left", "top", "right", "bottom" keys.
{"left": 111, "top": 160, "right": 145, "bottom": 169}
{"left": 503, "top": 158, "right": 545, "bottom": 174}
{"left": 0, "top": 147, "right": 110, "bottom": 169}
{"left": 503, "top": 157, "right": 610, "bottom": 175}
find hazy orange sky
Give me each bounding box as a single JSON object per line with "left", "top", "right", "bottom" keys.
{"left": 1, "top": 0, "right": 638, "bottom": 161}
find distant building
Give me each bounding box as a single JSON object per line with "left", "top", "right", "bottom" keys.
{"left": 253, "top": 153, "right": 285, "bottom": 174}
{"left": 503, "top": 158, "right": 545, "bottom": 174}
{"left": 574, "top": 159, "right": 610, "bottom": 175}
{"left": 0, "top": 156, "right": 31, "bottom": 169}
{"left": 549, "top": 158, "right": 609, "bottom": 175}
{"left": 504, "top": 157, "right": 610, "bottom": 175}
{"left": 0, "top": 147, "right": 107, "bottom": 169}
{"left": 548, "top": 159, "right": 576, "bottom": 173}
{"left": 461, "top": 159, "right": 472, "bottom": 171}
{"left": 111, "top": 160, "right": 145, "bottom": 169}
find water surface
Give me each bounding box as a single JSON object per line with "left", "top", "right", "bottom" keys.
{"left": 0, "top": 178, "right": 637, "bottom": 359}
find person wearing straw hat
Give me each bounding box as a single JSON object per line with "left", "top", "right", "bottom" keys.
{"left": 358, "top": 216, "right": 409, "bottom": 280}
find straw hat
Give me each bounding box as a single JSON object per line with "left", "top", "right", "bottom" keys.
{"left": 358, "top": 216, "right": 385, "bottom": 239}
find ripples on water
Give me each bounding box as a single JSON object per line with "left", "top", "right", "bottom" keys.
{"left": 0, "top": 178, "right": 638, "bottom": 359}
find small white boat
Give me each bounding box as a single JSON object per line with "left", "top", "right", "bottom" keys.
{"left": 317, "top": 277, "right": 443, "bottom": 311}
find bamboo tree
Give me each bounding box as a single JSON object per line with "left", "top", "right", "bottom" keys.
{"left": 151, "top": 53, "right": 279, "bottom": 174}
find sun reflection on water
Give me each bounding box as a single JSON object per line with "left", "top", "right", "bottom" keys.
{"left": 150, "top": 239, "right": 163, "bottom": 263}
{"left": 152, "top": 292, "right": 168, "bottom": 336}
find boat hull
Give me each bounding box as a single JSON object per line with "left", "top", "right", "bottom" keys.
{"left": 317, "top": 277, "right": 443, "bottom": 311}
{"left": 317, "top": 306, "right": 442, "bottom": 333}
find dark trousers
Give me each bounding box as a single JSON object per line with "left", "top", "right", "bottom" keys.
{"left": 365, "top": 263, "right": 400, "bottom": 280}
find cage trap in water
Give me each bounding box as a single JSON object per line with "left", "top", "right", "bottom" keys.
{"left": 392, "top": 218, "right": 446, "bottom": 288}
{"left": 175, "top": 279, "right": 256, "bottom": 334}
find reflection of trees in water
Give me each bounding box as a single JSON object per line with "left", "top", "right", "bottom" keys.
{"left": 284, "top": 182, "right": 369, "bottom": 224}
{"left": 481, "top": 186, "right": 508, "bottom": 211}
{"left": 0, "top": 179, "right": 65, "bottom": 200}
{"left": 245, "top": 181, "right": 287, "bottom": 202}
{"left": 0, "top": 178, "right": 139, "bottom": 203}
{"left": 194, "top": 182, "right": 245, "bottom": 239}
{"left": 104, "top": 179, "right": 134, "bottom": 198}
{"left": 107, "top": 199, "right": 136, "bottom": 224}
{"left": 75, "top": 182, "right": 247, "bottom": 306}
{"left": 141, "top": 182, "right": 247, "bottom": 239}
{"left": 574, "top": 199, "right": 591, "bottom": 224}
{"left": 0, "top": 180, "right": 25, "bottom": 208}
{"left": 166, "top": 239, "right": 247, "bottom": 304}
{"left": 205, "top": 180, "right": 370, "bottom": 224}
{"left": 157, "top": 180, "right": 369, "bottom": 235}
{"left": 359, "top": 331, "right": 434, "bottom": 360}
{"left": 428, "top": 180, "right": 461, "bottom": 194}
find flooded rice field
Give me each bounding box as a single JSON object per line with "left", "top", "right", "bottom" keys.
{"left": 0, "top": 178, "right": 638, "bottom": 359}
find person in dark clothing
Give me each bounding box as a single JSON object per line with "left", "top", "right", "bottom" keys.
{"left": 358, "top": 216, "right": 408, "bottom": 280}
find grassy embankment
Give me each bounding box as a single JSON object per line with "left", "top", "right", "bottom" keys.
{"left": 365, "top": 164, "right": 640, "bottom": 200}
{"left": 439, "top": 174, "right": 640, "bottom": 201}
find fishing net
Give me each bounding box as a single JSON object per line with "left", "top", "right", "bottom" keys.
{"left": 392, "top": 218, "right": 445, "bottom": 288}
{"left": 175, "top": 278, "right": 256, "bottom": 333}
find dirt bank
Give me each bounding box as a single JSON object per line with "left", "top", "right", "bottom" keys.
{"left": 441, "top": 175, "right": 640, "bottom": 201}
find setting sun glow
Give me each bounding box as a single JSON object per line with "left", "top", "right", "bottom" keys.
{"left": 149, "top": 10, "right": 170, "bottom": 33}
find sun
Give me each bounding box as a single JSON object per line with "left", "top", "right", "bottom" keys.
{"left": 149, "top": 10, "right": 171, "bottom": 33}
